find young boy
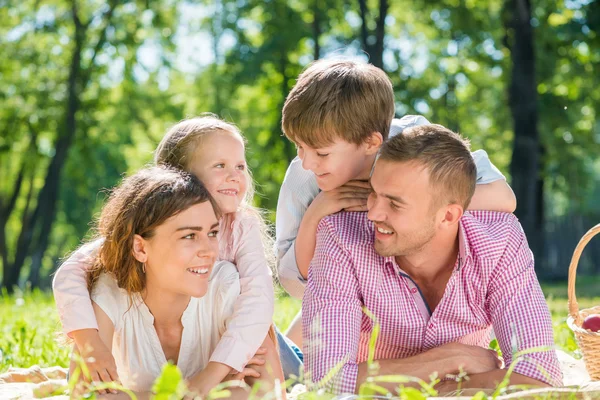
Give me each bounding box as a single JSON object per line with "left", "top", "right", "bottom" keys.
{"left": 275, "top": 59, "right": 516, "bottom": 346}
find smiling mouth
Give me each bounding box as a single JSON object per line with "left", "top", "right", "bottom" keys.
{"left": 316, "top": 173, "right": 329, "bottom": 177}
{"left": 187, "top": 267, "right": 210, "bottom": 275}
{"left": 218, "top": 189, "right": 238, "bottom": 196}
{"left": 376, "top": 226, "right": 394, "bottom": 235}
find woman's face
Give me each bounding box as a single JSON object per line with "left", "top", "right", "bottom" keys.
{"left": 189, "top": 130, "right": 249, "bottom": 214}
{"left": 136, "top": 201, "right": 220, "bottom": 298}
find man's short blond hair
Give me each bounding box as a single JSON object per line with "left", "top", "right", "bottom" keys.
{"left": 282, "top": 59, "right": 395, "bottom": 148}
{"left": 379, "top": 124, "right": 477, "bottom": 210}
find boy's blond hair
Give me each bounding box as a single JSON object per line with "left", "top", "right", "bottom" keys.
{"left": 379, "top": 124, "right": 477, "bottom": 210}
{"left": 282, "top": 59, "right": 395, "bottom": 148}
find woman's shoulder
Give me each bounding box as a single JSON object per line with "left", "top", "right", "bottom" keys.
{"left": 91, "top": 273, "right": 130, "bottom": 321}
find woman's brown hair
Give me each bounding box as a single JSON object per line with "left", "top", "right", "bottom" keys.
{"left": 86, "top": 166, "right": 220, "bottom": 293}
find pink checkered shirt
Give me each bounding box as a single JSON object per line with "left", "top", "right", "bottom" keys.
{"left": 302, "top": 211, "right": 562, "bottom": 394}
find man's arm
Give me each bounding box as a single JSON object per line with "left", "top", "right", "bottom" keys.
{"left": 356, "top": 343, "right": 503, "bottom": 393}
{"left": 302, "top": 217, "right": 364, "bottom": 395}
{"left": 486, "top": 219, "right": 562, "bottom": 387}
{"left": 436, "top": 369, "right": 549, "bottom": 395}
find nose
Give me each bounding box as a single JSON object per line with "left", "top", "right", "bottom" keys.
{"left": 301, "top": 151, "right": 318, "bottom": 171}
{"left": 197, "top": 235, "right": 217, "bottom": 261}
{"left": 367, "top": 192, "right": 384, "bottom": 223}
{"left": 225, "top": 165, "right": 240, "bottom": 182}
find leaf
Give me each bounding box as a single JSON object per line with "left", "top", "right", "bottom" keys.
{"left": 151, "top": 363, "right": 185, "bottom": 400}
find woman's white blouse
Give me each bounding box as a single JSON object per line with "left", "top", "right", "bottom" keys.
{"left": 91, "top": 261, "right": 240, "bottom": 392}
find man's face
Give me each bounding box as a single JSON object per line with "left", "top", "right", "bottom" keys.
{"left": 296, "top": 138, "right": 375, "bottom": 191}
{"left": 367, "top": 159, "right": 440, "bottom": 257}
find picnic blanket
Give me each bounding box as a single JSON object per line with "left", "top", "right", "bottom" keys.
{"left": 1, "top": 351, "right": 599, "bottom": 399}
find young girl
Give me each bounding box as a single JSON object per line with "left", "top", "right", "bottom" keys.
{"left": 70, "top": 166, "right": 283, "bottom": 398}
{"left": 53, "top": 116, "right": 288, "bottom": 394}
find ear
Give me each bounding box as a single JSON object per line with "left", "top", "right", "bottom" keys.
{"left": 440, "top": 203, "right": 464, "bottom": 227}
{"left": 132, "top": 234, "right": 149, "bottom": 263}
{"left": 363, "top": 131, "right": 384, "bottom": 155}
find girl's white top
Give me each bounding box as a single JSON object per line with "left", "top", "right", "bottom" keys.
{"left": 90, "top": 261, "right": 240, "bottom": 392}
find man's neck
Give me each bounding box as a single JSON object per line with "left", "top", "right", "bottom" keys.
{"left": 143, "top": 280, "right": 190, "bottom": 327}
{"left": 395, "top": 224, "right": 460, "bottom": 285}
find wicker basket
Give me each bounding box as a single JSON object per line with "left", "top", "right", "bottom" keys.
{"left": 567, "top": 223, "right": 600, "bottom": 381}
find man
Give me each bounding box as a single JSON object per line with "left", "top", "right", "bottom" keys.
{"left": 302, "top": 124, "right": 561, "bottom": 395}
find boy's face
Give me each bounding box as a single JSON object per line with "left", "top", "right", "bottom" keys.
{"left": 296, "top": 138, "right": 376, "bottom": 191}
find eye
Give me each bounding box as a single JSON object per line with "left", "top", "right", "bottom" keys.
{"left": 183, "top": 233, "right": 196, "bottom": 239}
{"left": 208, "top": 230, "right": 219, "bottom": 238}
{"left": 316, "top": 152, "right": 329, "bottom": 157}
{"left": 390, "top": 202, "right": 400, "bottom": 210}
{"left": 236, "top": 163, "right": 246, "bottom": 171}
{"left": 214, "top": 163, "right": 225, "bottom": 169}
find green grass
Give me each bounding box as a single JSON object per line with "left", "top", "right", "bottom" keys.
{"left": 1, "top": 284, "right": 596, "bottom": 373}
{"left": 0, "top": 284, "right": 598, "bottom": 399}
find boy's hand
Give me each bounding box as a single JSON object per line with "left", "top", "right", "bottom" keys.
{"left": 310, "top": 180, "right": 372, "bottom": 218}
{"left": 72, "top": 329, "right": 119, "bottom": 395}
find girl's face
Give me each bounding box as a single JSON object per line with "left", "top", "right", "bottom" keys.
{"left": 136, "top": 201, "right": 220, "bottom": 299}
{"left": 189, "top": 131, "right": 249, "bottom": 214}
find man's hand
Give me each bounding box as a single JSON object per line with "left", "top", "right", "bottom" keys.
{"left": 441, "top": 342, "right": 503, "bottom": 375}
{"left": 308, "top": 180, "right": 372, "bottom": 218}
{"left": 71, "top": 329, "right": 119, "bottom": 395}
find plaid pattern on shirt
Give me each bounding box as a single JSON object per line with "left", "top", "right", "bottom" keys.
{"left": 302, "top": 211, "right": 562, "bottom": 394}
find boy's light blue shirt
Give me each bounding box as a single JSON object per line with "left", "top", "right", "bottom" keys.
{"left": 275, "top": 115, "right": 506, "bottom": 298}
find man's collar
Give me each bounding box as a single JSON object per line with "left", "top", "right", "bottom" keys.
{"left": 457, "top": 212, "right": 472, "bottom": 270}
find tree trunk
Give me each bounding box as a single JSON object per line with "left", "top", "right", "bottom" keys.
{"left": 312, "top": 0, "right": 321, "bottom": 60}
{"left": 505, "top": 0, "right": 543, "bottom": 257}
{"left": 26, "top": 1, "right": 85, "bottom": 286}
{"left": 5, "top": 173, "right": 36, "bottom": 290}
{"left": 357, "top": 0, "right": 388, "bottom": 69}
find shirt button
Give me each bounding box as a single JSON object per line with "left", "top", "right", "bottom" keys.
{"left": 410, "top": 287, "right": 417, "bottom": 294}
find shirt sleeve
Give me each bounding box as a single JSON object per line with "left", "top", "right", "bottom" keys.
{"left": 389, "top": 115, "right": 431, "bottom": 137}
{"left": 302, "top": 217, "right": 363, "bottom": 395}
{"left": 52, "top": 239, "right": 103, "bottom": 335}
{"left": 211, "top": 261, "right": 242, "bottom": 337}
{"left": 472, "top": 149, "right": 506, "bottom": 184}
{"left": 209, "top": 217, "right": 275, "bottom": 372}
{"left": 90, "top": 273, "right": 125, "bottom": 330}
{"left": 275, "top": 157, "right": 320, "bottom": 299}
{"left": 486, "top": 222, "right": 562, "bottom": 387}
{"left": 390, "top": 116, "right": 505, "bottom": 185}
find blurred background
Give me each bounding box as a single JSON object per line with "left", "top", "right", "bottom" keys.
{"left": 1, "top": 0, "right": 599, "bottom": 291}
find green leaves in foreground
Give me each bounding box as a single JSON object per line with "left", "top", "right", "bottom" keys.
{"left": 152, "top": 363, "right": 187, "bottom": 400}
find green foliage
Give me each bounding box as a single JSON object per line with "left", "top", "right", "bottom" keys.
{"left": 152, "top": 363, "right": 187, "bottom": 400}
{"left": 1, "top": 0, "right": 599, "bottom": 287}
{"left": 0, "top": 285, "right": 597, "bottom": 399}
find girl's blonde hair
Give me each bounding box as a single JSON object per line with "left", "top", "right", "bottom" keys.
{"left": 154, "top": 114, "right": 275, "bottom": 272}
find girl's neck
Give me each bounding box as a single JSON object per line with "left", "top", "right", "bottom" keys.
{"left": 142, "top": 279, "right": 190, "bottom": 326}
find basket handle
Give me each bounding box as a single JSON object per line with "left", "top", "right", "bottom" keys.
{"left": 567, "top": 223, "right": 600, "bottom": 324}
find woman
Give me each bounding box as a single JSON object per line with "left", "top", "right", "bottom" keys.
{"left": 70, "top": 166, "right": 284, "bottom": 399}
